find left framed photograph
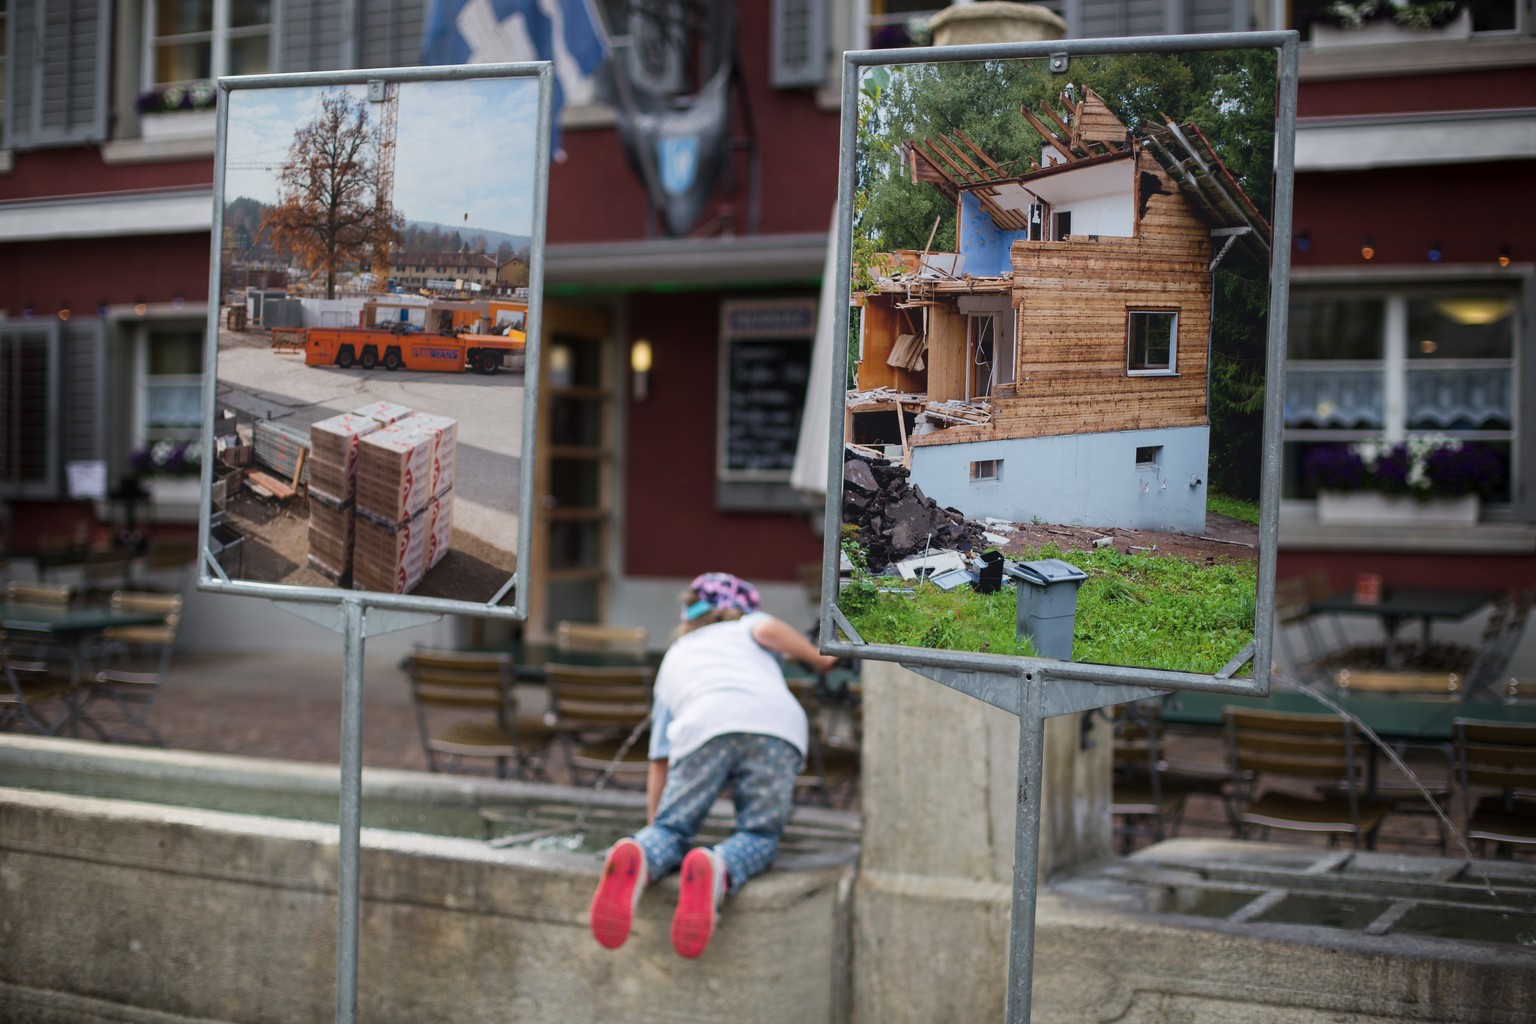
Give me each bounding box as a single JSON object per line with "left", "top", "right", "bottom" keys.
{"left": 198, "top": 63, "right": 552, "bottom": 619}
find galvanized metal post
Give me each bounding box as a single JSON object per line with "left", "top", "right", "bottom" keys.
{"left": 1007, "top": 678, "right": 1048, "bottom": 1023}
{"left": 336, "top": 598, "right": 365, "bottom": 1024}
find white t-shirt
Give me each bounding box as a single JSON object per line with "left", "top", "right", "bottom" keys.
{"left": 648, "top": 613, "right": 808, "bottom": 764}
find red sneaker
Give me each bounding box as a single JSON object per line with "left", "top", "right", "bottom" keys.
{"left": 590, "top": 838, "right": 647, "bottom": 949}
{"left": 671, "top": 847, "right": 727, "bottom": 958}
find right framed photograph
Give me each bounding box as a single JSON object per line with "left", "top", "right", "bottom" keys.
{"left": 823, "top": 34, "right": 1298, "bottom": 693}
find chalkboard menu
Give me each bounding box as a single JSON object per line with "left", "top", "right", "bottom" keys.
{"left": 718, "top": 300, "right": 816, "bottom": 481}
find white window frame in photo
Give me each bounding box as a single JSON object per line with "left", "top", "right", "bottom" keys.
{"left": 129, "top": 316, "right": 206, "bottom": 449}
{"left": 1126, "top": 308, "right": 1179, "bottom": 376}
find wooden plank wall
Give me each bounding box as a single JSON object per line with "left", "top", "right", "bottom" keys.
{"left": 925, "top": 301, "right": 968, "bottom": 403}
{"left": 855, "top": 296, "right": 925, "bottom": 393}
{"left": 919, "top": 154, "right": 1213, "bottom": 446}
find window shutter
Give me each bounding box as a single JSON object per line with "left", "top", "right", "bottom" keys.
{"left": 358, "top": 0, "right": 428, "bottom": 69}
{"left": 3, "top": 0, "right": 110, "bottom": 151}
{"left": 771, "top": 0, "right": 827, "bottom": 89}
{"left": 60, "top": 320, "right": 106, "bottom": 472}
{"left": 0, "top": 321, "right": 61, "bottom": 498}
{"left": 279, "top": 0, "right": 349, "bottom": 72}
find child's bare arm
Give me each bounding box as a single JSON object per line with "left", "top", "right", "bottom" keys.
{"left": 751, "top": 615, "right": 840, "bottom": 673}
{"left": 646, "top": 760, "right": 668, "bottom": 823}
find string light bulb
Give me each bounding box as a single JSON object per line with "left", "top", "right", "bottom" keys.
{"left": 1499, "top": 245, "right": 1512, "bottom": 268}
{"left": 58, "top": 302, "right": 72, "bottom": 321}
{"left": 1360, "top": 237, "right": 1375, "bottom": 261}
{"left": 1428, "top": 241, "right": 1443, "bottom": 263}
{"left": 1295, "top": 230, "right": 1310, "bottom": 252}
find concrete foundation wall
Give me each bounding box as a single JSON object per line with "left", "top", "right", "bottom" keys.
{"left": 853, "top": 661, "right": 1112, "bottom": 1024}
{"left": 909, "top": 425, "right": 1210, "bottom": 535}
{"left": 0, "top": 752, "right": 855, "bottom": 1024}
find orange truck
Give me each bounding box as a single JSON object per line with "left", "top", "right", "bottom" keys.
{"left": 281, "top": 298, "right": 528, "bottom": 375}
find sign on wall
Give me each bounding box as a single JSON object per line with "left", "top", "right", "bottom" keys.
{"left": 718, "top": 298, "right": 816, "bottom": 482}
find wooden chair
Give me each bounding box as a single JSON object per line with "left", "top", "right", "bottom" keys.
{"left": 0, "top": 651, "right": 73, "bottom": 735}
{"left": 404, "top": 650, "right": 551, "bottom": 779}
{"left": 545, "top": 663, "right": 654, "bottom": 786}
{"left": 789, "top": 676, "right": 862, "bottom": 809}
{"left": 1453, "top": 719, "right": 1536, "bottom": 855}
{"left": 1110, "top": 702, "right": 1187, "bottom": 852}
{"left": 6, "top": 581, "right": 74, "bottom": 605}
{"left": 554, "top": 621, "right": 649, "bottom": 656}
{"left": 1225, "top": 707, "right": 1389, "bottom": 849}
{"left": 132, "top": 536, "right": 199, "bottom": 592}
{"left": 1504, "top": 678, "right": 1534, "bottom": 703}
{"left": 1333, "top": 668, "right": 1461, "bottom": 698}
{"left": 76, "top": 547, "right": 135, "bottom": 606}
{"left": 1274, "top": 573, "right": 1341, "bottom": 683}
{"left": 2, "top": 581, "right": 77, "bottom": 671}
{"left": 76, "top": 591, "right": 181, "bottom": 745}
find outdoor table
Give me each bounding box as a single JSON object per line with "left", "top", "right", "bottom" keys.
{"left": 1306, "top": 587, "right": 1498, "bottom": 668}
{"left": 1160, "top": 688, "right": 1536, "bottom": 743}
{"left": 1, "top": 601, "right": 166, "bottom": 735}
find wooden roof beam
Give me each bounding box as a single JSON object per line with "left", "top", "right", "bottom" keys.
{"left": 935, "top": 134, "right": 997, "bottom": 184}
{"left": 922, "top": 137, "right": 984, "bottom": 185}
{"left": 952, "top": 130, "right": 1010, "bottom": 179}
{"left": 1019, "top": 106, "right": 1076, "bottom": 163}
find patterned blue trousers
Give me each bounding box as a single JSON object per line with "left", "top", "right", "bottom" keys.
{"left": 631, "top": 733, "right": 800, "bottom": 895}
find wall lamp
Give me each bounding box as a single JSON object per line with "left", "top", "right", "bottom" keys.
{"left": 630, "top": 339, "right": 653, "bottom": 402}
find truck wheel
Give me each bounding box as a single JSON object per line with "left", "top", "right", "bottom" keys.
{"left": 383, "top": 347, "right": 402, "bottom": 370}
{"left": 360, "top": 346, "right": 378, "bottom": 369}
{"left": 336, "top": 345, "right": 355, "bottom": 368}
{"left": 477, "top": 350, "right": 501, "bottom": 375}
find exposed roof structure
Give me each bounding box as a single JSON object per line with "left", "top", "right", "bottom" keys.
{"left": 904, "top": 87, "right": 1272, "bottom": 264}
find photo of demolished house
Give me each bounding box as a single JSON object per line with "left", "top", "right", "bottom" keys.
{"left": 209, "top": 73, "right": 543, "bottom": 605}
{"left": 838, "top": 47, "right": 1277, "bottom": 675}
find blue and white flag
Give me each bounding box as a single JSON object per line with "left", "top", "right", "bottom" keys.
{"left": 423, "top": 0, "right": 609, "bottom": 156}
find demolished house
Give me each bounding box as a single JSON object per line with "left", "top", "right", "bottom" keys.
{"left": 849, "top": 88, "right": 1270, "bottom": 536}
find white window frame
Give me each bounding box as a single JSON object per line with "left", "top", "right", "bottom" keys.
{"left": 142, "top": 0, "right": 272, "bottom": 93}
{"left": 969, "top": 458, "right": 1002, "bottom": 482}
{"left": 1281, "top": 279, "right": 1522, "bottom": 516}
{"left": 129, "top": 317, "right": 206, "bottom": 448}
{"left": 1126, "top": 309, "right": 1179, "bottom": 376}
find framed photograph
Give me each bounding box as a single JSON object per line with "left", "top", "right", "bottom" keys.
{"left": 821, "top": 34, "right": 1298, "bottom": 693}
{"left": 198, "top": 64, "right": 551, "bottom": 619}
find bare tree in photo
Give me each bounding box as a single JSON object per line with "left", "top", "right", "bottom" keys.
{"left": 261, "top": 90, "right": 401, "bottom": 299}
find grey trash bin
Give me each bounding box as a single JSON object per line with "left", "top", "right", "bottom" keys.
{"left": 1013, "top": 558, "right": 1088, "bottom": 660}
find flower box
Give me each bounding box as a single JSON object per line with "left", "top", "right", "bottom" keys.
{"left": 140, "top": 109, "right": 217, "bottom": 141}
{"left": 1311, "top": 7, "right": 1471, "bottom": 46}
{"left": 144, "top": 477, "right": 203, "bottom": 523}
{"left": 1317, "top": 491, "right": 1479, "bottom": 526}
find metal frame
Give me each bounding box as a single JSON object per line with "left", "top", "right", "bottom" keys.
{"left": 198, "top": 62, "right": 554, "bottom": 622}
{"left": 821, "top": 32, "right": 1300, "bottom": 700}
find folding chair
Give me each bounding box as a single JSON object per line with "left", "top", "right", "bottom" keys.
{"left": 2, "top": 582, "right": 77, "bottom": 672}
{"left": 75, "top": 591, "right": 182, "bottom": 745}
{"left": 1225, "top": 707, "right": 1389, "bottom": 849}
{"left": 1110, "top": 702, "right": 1187, "bottom": 852}
{"left": 1453, "top": 719, "right": 1536, "bottom": 856}
{"left": 1333, "top": 668, "right": 1461, "bottom": 698}
{"left": 554, "top": 621, "right": 649, "bottom": 656}
{"left": 545, "top": 663, "right": 654, "bottom": 787}
{"left": 405, "top": 650, "right": 552, "bottom": 779}
{"left": 0, "top": 651, "right": 73, "bottom": 735}
{"left": 77, "top": 547, "right": 135, "bottom": 606}
{"left": 132, "top": 536, "right": 199, "bottom": 593}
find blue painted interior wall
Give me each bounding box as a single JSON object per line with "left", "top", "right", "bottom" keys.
{"left": 958, "top": 193, "right": 1030, "bottom": 278}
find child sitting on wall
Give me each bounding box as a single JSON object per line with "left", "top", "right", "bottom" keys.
{"left": 589, "top": 572, "right": 840, "bottom": 958}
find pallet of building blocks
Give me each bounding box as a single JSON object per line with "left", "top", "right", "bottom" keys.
{"left": 425, "top": 489, "right": 454, "bottom": 569}
{"left": 355, "top": 424, "right": 433, "bottom": 525}
{"left": 397, "top": 412, "right": 458, "bottom": 497}
{"left": 352, "top": 509, "right": 427, "bottom": 594}
{"left": 352, "top": 400, "right": 414, "bottom": 427}
{"left": 307, "top": 489, "right": 354, "bottom": 572}
{"left": 308, "top": 413, "right": 381, "bottom": 499}
{"left": 307, "top": 551, "right": 351, "bottom": 586}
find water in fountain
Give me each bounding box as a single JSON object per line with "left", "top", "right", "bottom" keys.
{"left": 488, "top": 712, "right": 654, "bottom": 851}
{"left": 1270, "top": 674, "right": 1502, "bottom": 900}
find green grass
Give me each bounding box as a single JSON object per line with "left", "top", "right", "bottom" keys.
{"left": 840, "top": 542, "right": 1256, "bottom": 675}
{"left": 1207, "top": 492, "right": 1260, "bottom": 524}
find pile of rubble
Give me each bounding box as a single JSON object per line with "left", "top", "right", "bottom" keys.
{"left": 841, "top": 448, "right": 988, "bottom": 572}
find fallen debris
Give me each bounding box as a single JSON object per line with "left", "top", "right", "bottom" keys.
{"left": 842, "top": 446, "right": 988, "bottom": 571}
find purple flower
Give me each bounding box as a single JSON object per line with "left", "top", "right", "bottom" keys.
{"left": 1305, "top": 438, "right": 1507, "bottom": 501}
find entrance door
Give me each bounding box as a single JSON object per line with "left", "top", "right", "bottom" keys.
{"left": 528, "top": 304, "right": 616, "bottom": 641}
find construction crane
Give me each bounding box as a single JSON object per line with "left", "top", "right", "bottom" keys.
{"left": 369, "top": 79, "right": 399, "bottom": 291}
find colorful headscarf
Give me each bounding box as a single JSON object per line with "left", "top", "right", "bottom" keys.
{"left": 683, "top": 572, "right": 761, "bottom": 621}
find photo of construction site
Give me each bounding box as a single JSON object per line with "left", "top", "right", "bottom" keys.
{"left": 836, "top": 47, "right": 1278, "bottom": 675}
{"left": 208, "top": 74, "right": 543, "bottom": 605}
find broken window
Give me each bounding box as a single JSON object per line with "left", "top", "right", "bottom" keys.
{"left": 1053, "top": 210, "right": 1071, "bottom": 240}
{"left": 969, "top": 458, "right": 1002, "bottom": 482}
{"left": 1136, "top": 445, "right": 1162, "bottom": 468}
{"left": 1127, "top": 310, "right": 1177, "bottom": 375}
